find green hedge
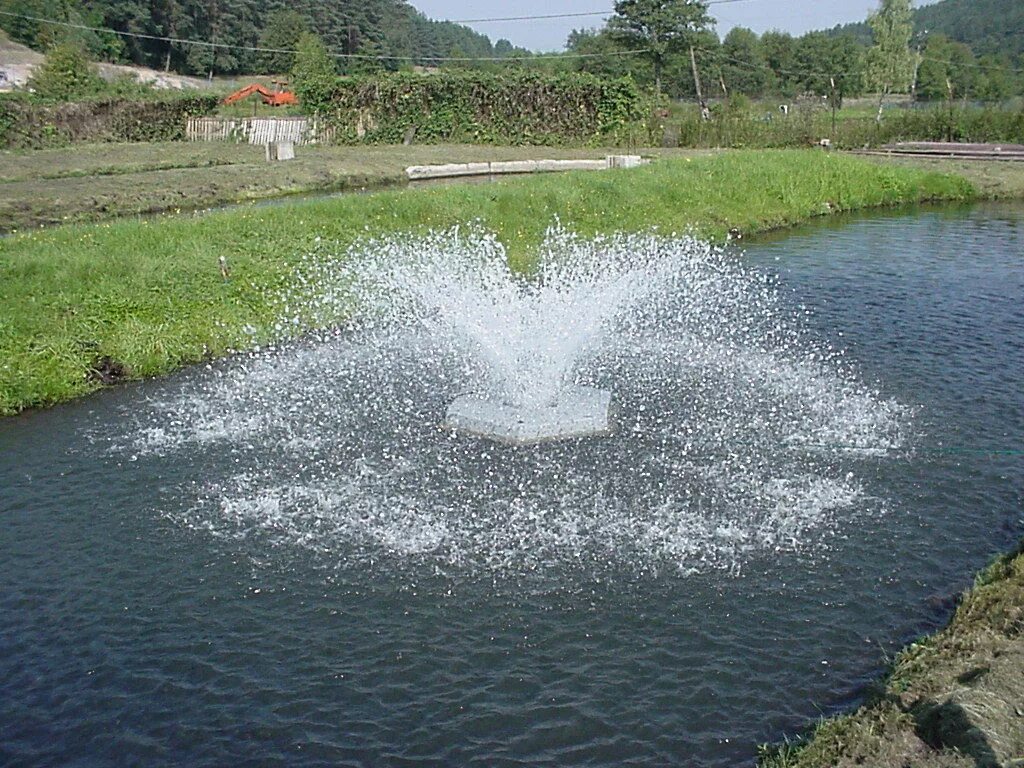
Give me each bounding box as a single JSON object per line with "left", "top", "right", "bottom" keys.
{"left": 0, "top": 94, "right": 219, "bottom": 149}
{"left": 324, "top": 71, "right": 647, "bottom": 146}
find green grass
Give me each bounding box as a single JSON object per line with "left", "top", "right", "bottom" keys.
{"left": 0, "top": 149, "right": 975, "bottom": 414}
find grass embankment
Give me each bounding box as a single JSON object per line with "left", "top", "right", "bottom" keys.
{"left": 0, "top": 149, "right": 973, "bottom": 415}
{"left": 760, "top": 542, "right": 1024, "bottom": 768}
{"left": 0, "top": 142, "right": 700, "bottom": 232}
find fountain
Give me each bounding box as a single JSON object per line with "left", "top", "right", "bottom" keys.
{"left": 297, "top": 225, "right": 690, "bottom": 444}
{"left": 15, "top": 208, "right": 1021, "bottom": 768}
{"left": 119, "top": 223, "right": 908, "bottom": 576}
{"left": 443, "top": 385, "right": 613, "bottom": 444}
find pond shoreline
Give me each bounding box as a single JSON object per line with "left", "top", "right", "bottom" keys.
{"left": 760, "top": 541, "right": 1024, "bottom": 768}
{"left": 0, "top": 143, "right": 705, "bottom": 234}
{"left": 2, "top": 148, "right": 1022, "bottom": 766}
{"left": 0, "top": 149, "right": 978, "bottom": 417}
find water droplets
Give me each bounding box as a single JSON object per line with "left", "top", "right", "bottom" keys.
{"left": 108, "top": 225, "right": 910, "bottom": 580}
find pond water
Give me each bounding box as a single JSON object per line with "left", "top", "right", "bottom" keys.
{"left": 2, "top": 203, "right": 1023, "bottom": 767}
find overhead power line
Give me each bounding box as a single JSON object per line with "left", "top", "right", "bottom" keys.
{"left": 701, "top": 48, "right": 1024, "bottom": 81}
{"left": 921, "top": 55, "right": 1024, "bottom": 74}
{"left": 448, "top": 11, "right": 613, "bottom": 24}
{"left": 0, "top": 9, "right": 648, "bottom": 62}
{"left": 446, "top": 0, "right": 762, "bottom": 24}
{"left": 709, "top": 49, "right": 864, "bottom": 79}
{"left": 5, "top": 7, "right": 1021, "bottom": 76}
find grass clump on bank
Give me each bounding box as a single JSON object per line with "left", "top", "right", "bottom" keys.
{"left": 759, "top": 541, "right": 1024, "bottom": 768}
{"left": 0, "top": 149, "right": 974, "bottom": 415}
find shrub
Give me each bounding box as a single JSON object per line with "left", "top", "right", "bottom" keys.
{"left": 0, "top": 93, "right": 219, "bottom": 148}
{"left": 323, "top": 71, "right": 644, "bottom": 146}
{"left": 291, "top": 33, "right": 337, "bottom": 116}
{"left": 27, "top": 42, "right": 104, "bottom": 101}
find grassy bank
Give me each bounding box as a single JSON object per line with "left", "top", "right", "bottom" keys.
{"left": 864, "top": 155, "right": 1024, "bottom": 201}
{"left": 760, "top": 541, "right": 1024, "bottom": 768}
{"left": 0, "top": 143, "right": 701, "bottom": 232}
{"left": 0, "top": 149, "right": 974, "bottom": 415}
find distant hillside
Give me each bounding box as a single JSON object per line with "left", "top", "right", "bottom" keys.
{"left": 0, "top": 0, "right": 529, "bottom": 77}
{"left": 914, "top": 0, "right": 1024, "bottom": 56}
{"left": 828, "top": 0, "right": 1024, "bottom": 57}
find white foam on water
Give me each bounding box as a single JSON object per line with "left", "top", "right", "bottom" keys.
{"left": 110, "top": 226, "right": 910, "bottom": 577}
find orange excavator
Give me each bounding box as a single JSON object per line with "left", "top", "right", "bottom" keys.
{"left": 223, "top": 82, "right": 298, "bottom": 107}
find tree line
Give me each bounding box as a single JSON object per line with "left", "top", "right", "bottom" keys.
{"left": 3, "top": 0, "right": 1022, "bottom": 105}
{"left": 562, "top": 0, "right": 1024, "bottom": 104}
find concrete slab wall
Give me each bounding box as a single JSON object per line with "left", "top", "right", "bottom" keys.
{"left": 406, "top": 158, "right": 614, "bottom": 180}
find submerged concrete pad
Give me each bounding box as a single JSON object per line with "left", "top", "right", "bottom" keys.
{"left": 444, "top": 386, "right": 613, "bottom": 445}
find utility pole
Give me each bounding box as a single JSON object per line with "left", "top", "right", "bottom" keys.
{"left": 690, "top": 46, "right": 709, "bottom": 121}
{"left": 945, "top": 77, "right": 955, "bottom": 141}
{"left": 830, "top": 76, "right": 837, "bottom": 138}
{"left": 347, "top": 24, "right": 358, "bottom": 56}
{"left": 910, "top": 29, "right": 927, "bottom": 101}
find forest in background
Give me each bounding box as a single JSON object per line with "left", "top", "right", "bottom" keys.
{"left": 566, "top": 0, "right": 1024, "bottom": 102}
{"left": 1, "top": 0, "right": 1022, "bottom": 104}
{"left": 0, "top": 0, "right": 530, "bottom": 76}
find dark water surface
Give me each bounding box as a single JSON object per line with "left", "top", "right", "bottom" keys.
{"left": 2, "top": 203, "right": 1023, "bottom": 767}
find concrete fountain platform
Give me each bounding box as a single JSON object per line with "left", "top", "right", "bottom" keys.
{"left": 444, "top": 386, "right": 613, "bottom": 445}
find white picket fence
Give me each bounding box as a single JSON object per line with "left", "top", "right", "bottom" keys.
{"left": 186, "top": 117, "right": 335, "bottom": 145}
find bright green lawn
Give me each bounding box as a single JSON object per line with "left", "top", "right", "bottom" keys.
{"left": 0, "top": 149, "right": 975, "bottom": 414}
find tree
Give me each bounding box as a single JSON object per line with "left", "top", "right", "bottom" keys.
{"left": 0, "top": 0, "right": 528, "bottom": 80}
{"left": 865, "top": 0, "right": 914, "bottom": 121}
{"left": 494, "top": 39, "right": 514, "bottom": 57}
{"left": 257, "top": 9, "right": 308, "bottom": 74}
{"left": 974, "top": 54, "right": 1015, "bottom": 102}
{"left": 28, "top": 41, "right": 104, "bottom": 100}
{"left": 794, "top": 32, "right": 865, "bottom": 103}
{"left": 291, "top": 32, "right": 337, "bottom": 115}
{"left": 0, "top": 0, "right": 121, "bottom": 60}
{"left": 720, "top": 27, "right": 772, "bottom": 97}
{"left": 760, "top": 30, "right": 797, "bottom": 95}
{"left": 566, "top": 28, "right": 641, "bottom": 83}
{"left": 916, "top": 35, "right": 976, "bottom": 101}
{"left": 350, "top": 37, "right": 387, "bottom": 74}
{"left": 607, "top": 0, "right": 712, "bottom": 94}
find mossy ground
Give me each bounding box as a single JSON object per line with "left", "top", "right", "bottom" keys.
{"left": 0, "top": 149, "right": 976, "bottom": 415}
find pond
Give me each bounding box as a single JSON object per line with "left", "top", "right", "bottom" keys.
{"left": 2, "top": 203, "right": 1022, "bottom": 767}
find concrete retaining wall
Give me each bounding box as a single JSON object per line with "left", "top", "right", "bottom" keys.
{"left": 406, "top": 156, "right": 644, "bottom": 180}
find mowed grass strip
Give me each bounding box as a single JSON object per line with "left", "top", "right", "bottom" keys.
{"left": 0, "top": 149, "right": 974, "bottom": 414}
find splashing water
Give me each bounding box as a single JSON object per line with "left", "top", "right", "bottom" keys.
{"left": 292, "top": 226, "right": 694, "bottom": 410}
{"left": 112, "top": 225, "right": 909, "bottom": 578}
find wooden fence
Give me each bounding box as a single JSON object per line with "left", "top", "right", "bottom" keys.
{"left": 186, "top": 116, "right": 335, "bottom": 145}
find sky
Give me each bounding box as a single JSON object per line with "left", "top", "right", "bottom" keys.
{"left": 408, "top": 0, "right": 938, "bottom": 53}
